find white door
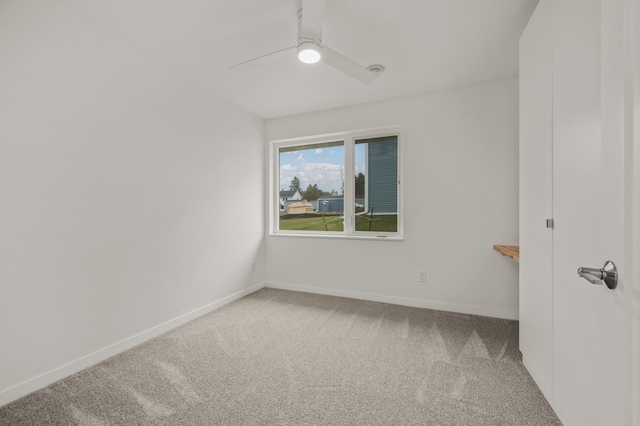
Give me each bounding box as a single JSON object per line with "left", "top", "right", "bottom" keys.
{"left": 597, "top": 0, "right": 635, "bottom": 423}
{"left": 552, "top": 0, "right": 636, "bottom": 425}
{"left": 632, "top": 1, "right": 640, "bottom": 422}
{"left": 519, "top": 0, "right": 553, "bottom": 397}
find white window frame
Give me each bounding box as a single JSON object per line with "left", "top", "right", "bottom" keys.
{"left": 269, "top": 126, "right": 403, "bottom": 240}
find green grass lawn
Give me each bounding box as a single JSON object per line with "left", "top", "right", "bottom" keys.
{"left": 279, "top": 214, "right": 397, "bottom": 232}
{"left": 279, "top": 215, "right": 344, "bottom": 231}
{"left": 355, "top": 214, "right": 397, "bottom": 232}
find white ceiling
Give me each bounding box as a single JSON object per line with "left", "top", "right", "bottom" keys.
{"left": 57, "top": 0, "right": 538, "bottom": 119}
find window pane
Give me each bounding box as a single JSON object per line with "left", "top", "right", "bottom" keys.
{"left": 279, "top": 141, "right": 345, "bottom": 232}
{"left": 354, "top": 136, "right": 398, "bottom": 233}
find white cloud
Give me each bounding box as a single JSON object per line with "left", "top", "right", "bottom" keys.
{"left": 304, "top": 162, "right": 342, "bottom": 172}
{"left": 296, "top": 162, "right": 344, "bottom": 193}
{"left": 355, "top": 165, "right": 366, "bottom": 175}
{"left": 279, "top": 151, "right": 344, "bottom": 192}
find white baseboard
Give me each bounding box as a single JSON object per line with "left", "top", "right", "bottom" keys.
{"left": 0, "top": 282, "right": 265, "bottom": 408}
{"left": 265, "top": 281, "right": 519, "bottom": 320}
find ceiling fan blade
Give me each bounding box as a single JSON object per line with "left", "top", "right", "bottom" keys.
{"left": 320, "top": 45, "right": 378, "bottom": 85}
{"left": 230, "top": 46, "right": 295, "bottom": 69}
{"left": 300, "top": 0, "right": 326, "bottom": 41}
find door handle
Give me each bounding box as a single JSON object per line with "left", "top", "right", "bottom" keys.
{"left": 577, "top": 261, "right": 618, "bottom": 289}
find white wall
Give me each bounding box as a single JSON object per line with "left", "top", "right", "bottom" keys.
{"left": 0, "top": 1, "right": 264, "bottom": 405}
{"left": 264, "top": 79, "right": 520, "bottom": 319}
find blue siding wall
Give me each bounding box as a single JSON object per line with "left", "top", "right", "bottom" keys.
{"left": 367, "top": 137, "right": 398, "bottom": 214}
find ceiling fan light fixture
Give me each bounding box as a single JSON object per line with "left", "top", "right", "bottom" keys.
{"left": 297, "top": 41, "right": 321, "bottom": 64}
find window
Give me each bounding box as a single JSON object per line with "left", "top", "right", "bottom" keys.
{"left": 354, "top": 136, "right": 399, "bottom": 233}
{"left": 272, "top": 128, "right": 401, "bottom": 239}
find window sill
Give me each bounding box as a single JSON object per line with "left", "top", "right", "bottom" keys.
{"left": 270, "top": 232, "right": 404, "bottom": 242}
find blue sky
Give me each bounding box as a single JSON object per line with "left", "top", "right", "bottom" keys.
{"left": 279, "top": 144, "right": 366, "bottom": 193}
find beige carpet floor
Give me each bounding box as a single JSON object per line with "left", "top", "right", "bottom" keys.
{"left": 0, "top": 288, "right": 562, "bottom": 425}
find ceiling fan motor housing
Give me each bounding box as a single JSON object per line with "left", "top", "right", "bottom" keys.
{"left": 297, "top": 7, "right": 323, "bottom": 64}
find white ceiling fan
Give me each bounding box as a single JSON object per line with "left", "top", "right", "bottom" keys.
{"left": 230, "top": 0, "right": 384, "bottom": 85}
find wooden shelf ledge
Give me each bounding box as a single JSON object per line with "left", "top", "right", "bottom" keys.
{"left": 493, "top": 245, "right": 520, "bottom": 263}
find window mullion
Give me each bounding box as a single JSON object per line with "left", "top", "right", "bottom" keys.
{"left": 343, "top": 136, "right": 355, "bottom": 235}
{"left": 272, "top": 143, "right": 279, "bottom": 233}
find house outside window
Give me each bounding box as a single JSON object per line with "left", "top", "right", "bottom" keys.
{"left": 271, "top": 128, "right": 402, "bottom": 239}
{"left": 279, "top": 189, "right": 302, "bottom": 210}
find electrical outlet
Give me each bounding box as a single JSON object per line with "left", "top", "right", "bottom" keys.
{"left": 419, "top": 271, "right": 427, "bottom": 282}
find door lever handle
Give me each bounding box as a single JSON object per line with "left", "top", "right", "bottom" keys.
{"left": 577, "top": 261, "right": 618, "bottom": 289}
{"left": 577, "top": 267, "right": 604, "bottom": 284}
